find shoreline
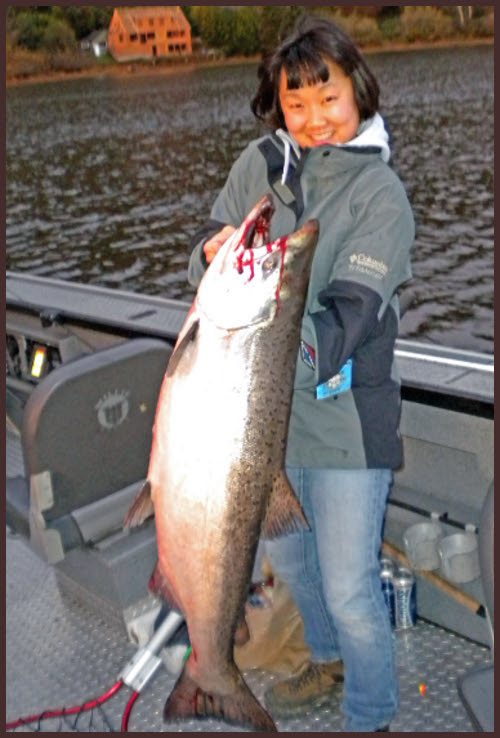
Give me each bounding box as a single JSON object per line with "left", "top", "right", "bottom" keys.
{"left": 6, "top": 37, "right": 493, "bottom": 88}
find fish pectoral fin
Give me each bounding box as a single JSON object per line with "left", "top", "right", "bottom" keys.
{"left": 261, "top": 470, "right": 310, "bottom": 539}
{"left": 123, "top": 480, "right": 154, "bottom": 528}
{"left": 148, "top": 562, "right": 183, "bottom": 614}
{"left": 163, "top": 664, "right": 277, "bottom": 731}
{"left": 234, "top": 616, "right": 250, "bottom": 647}
{"left": 166, "top": 317, "right": 199, "bottom": 378}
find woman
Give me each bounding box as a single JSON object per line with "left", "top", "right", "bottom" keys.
{"left": 188, "top": 15, "right": 414, "bottom": 732}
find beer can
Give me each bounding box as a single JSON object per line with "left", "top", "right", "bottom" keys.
{"left": 380, "top": 560, "right": 395, "bottom": 627}
{"left": 393, "top": 568, "right": 416, "bottom": 629}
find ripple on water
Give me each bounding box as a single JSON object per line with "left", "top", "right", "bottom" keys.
{"left": 6, "top": 46, "right": 494, "bottom": 353}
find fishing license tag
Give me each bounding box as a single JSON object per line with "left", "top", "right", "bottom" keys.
{"left": 316, "top": 359, "right": 352, "bottom": 400}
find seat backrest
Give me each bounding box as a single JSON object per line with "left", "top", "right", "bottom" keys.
{"left": 22, "top": 338, "right": 172, "bottom": 522}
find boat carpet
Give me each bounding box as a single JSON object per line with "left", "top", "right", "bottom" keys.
{"left": 6, "top": 528, "right": 492, "bottom": 733}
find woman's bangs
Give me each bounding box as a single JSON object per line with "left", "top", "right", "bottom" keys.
{"left": 283, "top": 45, "right": 330, "bottom": 90}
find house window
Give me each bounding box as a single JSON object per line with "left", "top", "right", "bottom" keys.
{"left": 119, "top": 34, "right": 123, "bottom": 42}
{"left": 147, "top": 32, "right": 155, "bottom": 40}
{"left": 140, "top": 33, "right": 147, "bottom": 44}
{"left": 130, "top": 33, "right": 138, "bottom": 42}
{"left": 168, "top": 44, "right": 174, "bottom": 52}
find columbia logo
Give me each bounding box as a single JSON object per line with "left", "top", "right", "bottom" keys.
{"left": 349, "top": 252, "right": 388, "bottom": 277}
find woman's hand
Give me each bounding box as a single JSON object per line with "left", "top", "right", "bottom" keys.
{"left": 203, "top": 225, "right": 236, "bottom": 264}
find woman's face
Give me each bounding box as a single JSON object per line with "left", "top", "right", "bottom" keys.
{"left": 279, "top": 58, "right": 360, "bottom": 148}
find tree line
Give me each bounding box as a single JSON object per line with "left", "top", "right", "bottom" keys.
{"left": 7, "top": 6, "right": 114, "bottom": 52}
{"left": 6, "top": 6, "right": 494, "bottom": 57}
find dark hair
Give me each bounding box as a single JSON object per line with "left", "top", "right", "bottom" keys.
{"left": 251, "top": 15, "right": 380, "bottom": 130}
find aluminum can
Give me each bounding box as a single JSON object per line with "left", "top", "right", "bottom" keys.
{"left": 393, "top": 568, "right": 416, "bottom": 629}
{"left": 380, "top": 560, "right": 395, "bottom": 627}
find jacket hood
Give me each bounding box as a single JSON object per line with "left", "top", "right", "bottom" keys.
{"left": 276, "top": 112, "right": 391, "bottom": 184}
{"left": 338, "top": 112, "right": 391, "bottom": 162}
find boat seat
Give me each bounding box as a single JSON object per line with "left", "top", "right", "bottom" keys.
{"left": 457, "top": 479, "right": 494, "bottom": 731}
{"left": 457, "top": 664, "right": 494, "bottom": 732}
{"left": 19, "top": 337, "right": 172, "bottom": 563}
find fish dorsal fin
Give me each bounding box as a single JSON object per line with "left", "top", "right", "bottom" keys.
{"left": 124, "top": 480, "right": 154, "bottom": 528}
{"left": 261, "top": 470, "right": 310, "bottom": 539}
{"left": 166, "top": 318, "right": 199, "bottom": 378}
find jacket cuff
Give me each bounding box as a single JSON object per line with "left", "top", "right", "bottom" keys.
{"left": 187, "top": 240, "right": 209, "bottom": 287}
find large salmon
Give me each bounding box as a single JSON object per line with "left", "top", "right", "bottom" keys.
{"left": 125, "top": 194, "right": 318, "bottom": 731}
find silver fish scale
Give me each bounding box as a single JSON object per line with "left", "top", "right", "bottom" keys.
{"left": 6, "top": 535, "right": 491, "bottom": 732}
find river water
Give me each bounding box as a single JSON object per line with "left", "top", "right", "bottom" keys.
{"left": 6, "top": 45, "right": 494, "bottom": 354}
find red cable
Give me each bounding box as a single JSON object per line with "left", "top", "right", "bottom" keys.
{"left": 121, "top": 690, "right": 140, "bottom": 731}
{"left": 6, "top": 679, "right": 123, "bottom": 730}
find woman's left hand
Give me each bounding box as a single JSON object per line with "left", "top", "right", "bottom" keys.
{"left": 203, "top": 225, "right": 237, "bottom": 264}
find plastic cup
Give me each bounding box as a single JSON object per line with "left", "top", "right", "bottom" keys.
{"left": 403, "top": 521, "right": 444, "bottom": 570}
{"left": 437, "top": 532, "right": 480, "bottom": 583}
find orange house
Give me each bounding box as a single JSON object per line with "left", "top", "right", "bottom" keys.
{"left": 108, "top": 6, "right": 192, "bottom": 62}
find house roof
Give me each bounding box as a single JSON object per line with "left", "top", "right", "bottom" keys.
{"left": 81, "top": 29, "right": 108, "bottom": 44}
{"left": 114, "top": 6, "right": 190, "bottom": 34}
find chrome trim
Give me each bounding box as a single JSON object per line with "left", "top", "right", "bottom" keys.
{"left": 395, "top": 349, "right": 494, "bottom": 374}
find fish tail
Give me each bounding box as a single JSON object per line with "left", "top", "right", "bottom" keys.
{"left": 163, "top": 663, "right": 277, "bottom": 732}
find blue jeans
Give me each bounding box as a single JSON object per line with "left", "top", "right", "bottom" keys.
{"left": 264, "top": 467, "right": 398, "bottom": 732}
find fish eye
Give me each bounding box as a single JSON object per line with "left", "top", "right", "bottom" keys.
{"left": 262, "top": 251, "right": 281, "bottom": 277}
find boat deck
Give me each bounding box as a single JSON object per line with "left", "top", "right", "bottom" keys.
{"left": 6, "top": 528, "right": 491, "bottom": 733}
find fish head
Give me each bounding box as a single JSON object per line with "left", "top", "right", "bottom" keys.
{"left": 197, "top": 194, "right": 319, "bottom": 329}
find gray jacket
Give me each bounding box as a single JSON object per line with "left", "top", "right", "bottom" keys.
{"left": 188, "top": 118, "right": 415, "bottom": 469}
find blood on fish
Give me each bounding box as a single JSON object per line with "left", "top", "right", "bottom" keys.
{"left": 236, "top": 247, "right": 255, "bottom": 279}
{"left": 255, "top": 215, "right": 269, "bottom": 242}
{"left": 235, "top": 211, "right": 271, "bottom": 277}
{"left": 235, "top": 235, "right": 289, "bottom": 311}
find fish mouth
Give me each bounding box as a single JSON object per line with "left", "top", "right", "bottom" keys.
{"left": 229, "top": 195, "right": 318, "bottom": 282}
{"left": 234, "top": 195, "right": 275, "bottom": 273}
{"left": 199, "top": 194, "right": 318, "bottom": 329}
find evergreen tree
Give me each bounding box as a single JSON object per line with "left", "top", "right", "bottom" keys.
{"left": 257, "top": 6, "right": 306, "bottom": 55}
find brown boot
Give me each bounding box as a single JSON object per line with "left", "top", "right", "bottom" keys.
{"left": 264, "top": 661, "right": 344, "bottom": 717}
